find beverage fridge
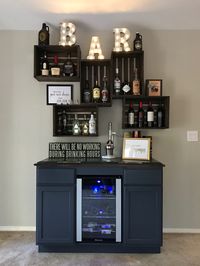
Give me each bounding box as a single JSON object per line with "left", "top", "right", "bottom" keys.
{"left": 76, "top": 175, "right": 121, "bottom": 243}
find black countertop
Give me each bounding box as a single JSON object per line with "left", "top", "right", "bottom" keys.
{"left": 35, "top": 157, "right": 164, "bottom": 167}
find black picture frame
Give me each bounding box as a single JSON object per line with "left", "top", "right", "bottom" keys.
{"left": 47, "top": 84, "right": 73, "bottom": 105}
{"left": 146, "top": 79, "right": 162, "bottom": 96}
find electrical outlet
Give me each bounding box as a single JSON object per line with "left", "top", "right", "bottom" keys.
{"left": 187, "top": 131, "right": 198, "bottom": 142}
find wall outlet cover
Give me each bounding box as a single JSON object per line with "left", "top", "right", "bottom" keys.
{"left": 187, "top": 131, "right": 198, "bottom": 142}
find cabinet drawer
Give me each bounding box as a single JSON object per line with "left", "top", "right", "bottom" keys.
{"left": 37, "top": 168, "right": 74, "bottom": 185}
{"left": 124, "top": 168, "right": 162, "bottom": 185}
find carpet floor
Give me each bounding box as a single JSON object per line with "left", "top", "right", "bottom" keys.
{"left": 0, "top": 232, "right": 200, "bottom": 266}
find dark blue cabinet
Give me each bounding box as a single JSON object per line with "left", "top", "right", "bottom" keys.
{"left": 123, "top": 168, "right": 162, "bottom": 248}
{"left": 36, "top": 168, "right": 75, "bottom": 245}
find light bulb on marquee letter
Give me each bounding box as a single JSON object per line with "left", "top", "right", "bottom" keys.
{"left": 113, "top": 28, "right": 131, "bottom": 52}
{"left": 59, "top": 22, "right": 76, "bottom": 46}
{"left": 87, "top": 36, "right": 105, "bottom": 60}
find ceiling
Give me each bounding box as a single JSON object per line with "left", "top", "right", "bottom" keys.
{"left": 1, "top": 0, "right": 200, "bottom": 30}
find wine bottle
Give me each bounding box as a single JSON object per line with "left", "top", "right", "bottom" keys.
{"left": 92, "top": 80, "right": 100, "bottom": 103}
{"left": 114, "top": 68, "right": 121, "bottom": 96}
{"left": 72, "top": 114, "right": 81, "bottom": 135}
{"left": 133, "top": 32, "right": 142, "bottom": 51}
{"left": 138, "top": 101, "right": 144, "bottom": 128}
{"left": 62, "top": 53, "right": 75, "bottom": 77}
{"left": 132, "top": 58, "right": 140, "bottom": 95}
{"left": 83, "top": 80, "right": 91, "bottom": 103}
{"left": 157, "top": 104, "right": 164, "bottom": 128}
{"left": 128, "top": 101, "right": 134, "bottom": 128}
{"left": 147, "top": 102, "right": 154, "bottom": 128}
{"left": 89, "top": 114, "right": 96, "bottom": 135}
{"left": 41, "top": 51, "right": 49, "bottom": 76}
{"left": 101, "top": 76, "right": 109, "bottom": 103}
{"left": 38, "top": 23, "right": 49, "bottom": 46}
{"left": 62, "top": 110, "right": 67, "bottom": 134}
{"left": 51, "top": 55, "right": 60, "bottom": 76}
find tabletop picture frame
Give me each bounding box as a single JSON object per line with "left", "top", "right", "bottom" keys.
{"left": 146, "top": 79, "right": 162, "bottom": 96}
{"left": 122, "top": 138, "right": 151, "bottom": 160}
{"left": 47, "top": 84, "right": 73, "bottom": 105}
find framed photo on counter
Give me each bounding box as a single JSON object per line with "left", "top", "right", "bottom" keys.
{"left": 47, "top": 84, "right": 73, "bottom": 105}
{"left": 122, "top": 138, "right": 151, "bottom": 160}
{"left": 146, "top": 79, "right": 162, "bottom": 96}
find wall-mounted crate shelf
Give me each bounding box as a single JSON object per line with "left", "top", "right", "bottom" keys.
{"left": 53, "top": 105, "right": 98, "bottom": 136}
{"left": 122, "top": 96, "right": 170, "bottom": 129}
{"left": 80, "top": 59, "right": 112, "bottom": 106}
{"left": 111, "top": 51, "right": 144, "bottom": 98}
{"left": 34, "top": 45, "right": 81, "bottom": 82}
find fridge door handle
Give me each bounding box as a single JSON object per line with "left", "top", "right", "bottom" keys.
{"left": 76, "top": 178, "right": 82, "bottom": 242}
{"left": 116, "top": 178, "right": 121, "bottom": 242}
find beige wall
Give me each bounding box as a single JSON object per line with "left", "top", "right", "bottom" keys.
{"left": 0, "top": 29, "right": 200, "bottom": 229}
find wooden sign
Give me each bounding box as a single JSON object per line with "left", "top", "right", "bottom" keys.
{"left": 49, "top": 142, "right": 101, "bottom": 159}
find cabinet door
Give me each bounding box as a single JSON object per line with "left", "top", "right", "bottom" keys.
{"left": 123, "top": 186, "right": 162, "bottom": 245}
{"left": 36, "top": 186, "right": 74, "bottom": 244}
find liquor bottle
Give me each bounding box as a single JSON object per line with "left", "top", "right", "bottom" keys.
{"left": 133, "top": 32, "right": 142, "bottom": 51}
{"left": 62, "top": 110, "right": 67, "bottom": 134}
{"left": 41, "top": 52, "right": 49, "bottom": 76}
{"left": 89, "top": 114, "right": 96, "bottom": 135}
{"left": 82, "top": 115, "right": 89, "bottom": 135}
{"left": 128, "top": 101, "right": 134, "bottom": 128}
{"left": 157, "top": 104, "right": 164, "bottom": 128}
{"left": 114, "top": 68, "right": 121, "bottom": 96}
{"left": 147, "top": 102, "right": 154, "bottom": 128}
{"left": 57, "top": 111, "right": 63, "bottom": 134}
{"left": 38, "top": 23, "right": 49, "bottom": 46}
{"left": 138, "top": 101, "right": 144, "bottom": 128}
{"left": 132, "top": 67, "right": 140, "bottom": 95}
{"left": 92, "top": 80, "right": 100, "bottom": 103}
{"left": 62, "top": 53, "right": 75, "bottom": 77}
{"left": 72, "top": 114, "right": 81, "bottom": 135}
{"left": 83, "top": 80, "right": 91, "bottom": 103}
{"left": 101, "top": 76, "right": 109, "bottom": 103}
{"left": 51, "top": 55, "right": 60, "bottom": 76}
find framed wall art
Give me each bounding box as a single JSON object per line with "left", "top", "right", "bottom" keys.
{"left": 122, "top": 138, "right": 151, "bottom": 160}
{"left": 47, "top": 84, "right": 73, "bottom": 105}
{"left": 146, "top": 79, "right": 162, "bottom": 96}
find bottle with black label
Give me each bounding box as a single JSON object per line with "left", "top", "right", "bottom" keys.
{"left": 128, "top": 101, "right": 134, "bottom": 128}
{"left": 83, "top": 80, "right": 91, "bottom": 103}
{"left": 133, "top": 32, "right": 142, "bottom": 51}
{"left": 157, "top": 104, "right": 164, "bottom": 128}
{"left": 38, "top": 23, "right": 49, "bottom": 46}
{"left": 41, "top": 51, "right": 49, "bottom": 76}
{"left": 147, "top": 102, "right": 154, "bottom": 128}
{"left": 92, "top": 80, "right": 100, "bottom": 103}
{"left": 138, "top": 101, "right": 144, "bottom": 128}
{"left": 62, "top": 53, "right": 75, "bottom": 77}
{"left": 101, "top": 76, "right": 109, "bottom": 103}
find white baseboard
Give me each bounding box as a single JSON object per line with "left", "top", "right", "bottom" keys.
{"left": 163, "top": 228, "right": 200, "bottom": 233}
{"left": 0, "top": 226, "right": 36, "bottom": 231}
{"left": 0, "top": 226, "right": 200, "bottom": 233}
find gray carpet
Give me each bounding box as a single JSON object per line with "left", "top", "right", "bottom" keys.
{"left": 0, "top": 232, "right": 200, "bottom": 266}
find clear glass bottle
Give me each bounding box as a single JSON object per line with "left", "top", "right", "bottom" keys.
{"left": 114, "top": 68, "right": 121, "bottom": 96}
{"left": 72, "top": 114, "right": 81, "bottom": 135}
{"left": 41, "top": 51, "right": 49, "bottom": 76}
{"left": 101, "top": 76, "right": 109, "bottom": 103}
{"left": 128, "top": 101, "right": 134, "bottom": 128}
{"left": 89, "top": 114, "right": 96, "bottom": 135}
{"left": 82, "top": 115, "right": 89, "bottom": 135}
{"left": 132, "top": 67, "right": 140, "bottom": 95}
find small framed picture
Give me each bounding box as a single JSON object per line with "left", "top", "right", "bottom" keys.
{"left": 47, "top": 84, "right": 73, "bottom": 105}
{"left": 146, "top": 79, "right": 162, "bottom": 96}
{"left": 122, "top": 138, "right": 151, "bottom": 160}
